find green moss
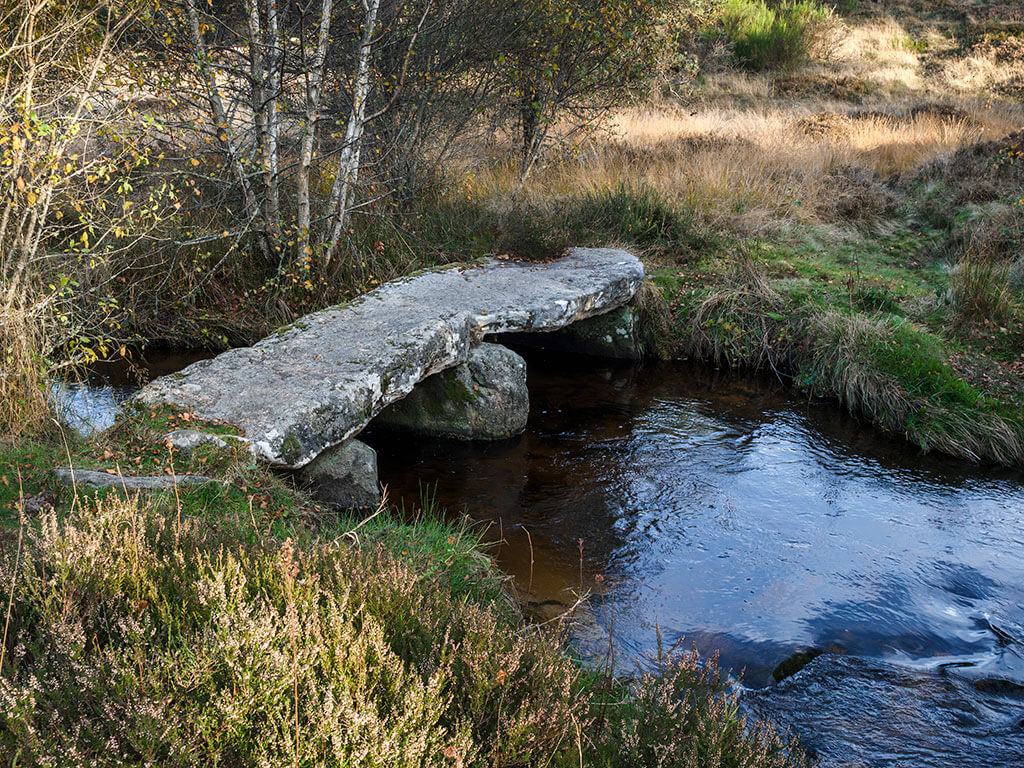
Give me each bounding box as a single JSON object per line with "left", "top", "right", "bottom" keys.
{"left": 280, "top": 433, "right": 303, "bottom": 464}
{"left": 861, "top": 321, "right": 980, "bottom": 408}
{"left": 441, "top": 369, "right": 479, "bottom": 405}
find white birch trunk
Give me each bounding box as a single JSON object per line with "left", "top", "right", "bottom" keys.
{"left": 296, "top": 0, "right": 333, "bottom": 256}
{"left": 264, "top": 0, "right": 281, "bottom": 233}
{"left": 323, "top": 0, "right": 380, "bottom": 266}
{"left": 186, "top": 0, "right": 263, "bottom": 243}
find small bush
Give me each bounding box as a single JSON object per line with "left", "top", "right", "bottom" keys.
{"left": 721, "top": 0, "right": 840, "bottom": 71}
{"left": 495, "top": 202, "right": 574, "bottom": 260}
{"left": 572, "top": 183, "right": 692, "bottom": 252}
{"left": 592, "top": 643, "right": 807, "bottom": 768}
{"left": 0, "top": 497, "right": 585, "bottom": 766}
{"left": 854, "top": 284, "right": 901, "bottom": 314}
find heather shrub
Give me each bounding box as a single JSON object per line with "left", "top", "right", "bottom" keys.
{"left": 593, "top": 644, "right": 807, "bottom": 768}
{"left": 0, "top": 491, "right": 809, "bottom": 767}
{"left": 0, "top": 496, "right": 584, "bottom": 766}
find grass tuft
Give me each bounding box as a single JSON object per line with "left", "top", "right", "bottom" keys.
{"left": 0, "top": 304, "right": 53, "bottom": 443}
{"left": 721, "top": 0, "right": 841, "bottom": 72}
{"left": 944, "top": 256, "right": 1023, "bottom": 327}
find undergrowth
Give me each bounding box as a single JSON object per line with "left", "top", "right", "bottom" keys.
{"left": 0, "top": 479, "right": 808, "bottom": 767}
{"left": 720, "top": 0, "right": 841, "bottom": 71}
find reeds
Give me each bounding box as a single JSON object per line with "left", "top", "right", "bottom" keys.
{"left": 0, "top": 303, "right": 52, "bottom": 442}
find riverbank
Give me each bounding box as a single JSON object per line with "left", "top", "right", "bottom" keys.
{"left": 0, "top": 415, "right": 806, "bottom": 767}
{"left": 642, "top": 215, "right": 1024, "bottom": 466}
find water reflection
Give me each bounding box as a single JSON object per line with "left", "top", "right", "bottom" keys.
{"left": 51, "top": 350, "right": 214, "bottom": 435}
{"left": 369, "top": 353, "right": 1024, "bottom": 692}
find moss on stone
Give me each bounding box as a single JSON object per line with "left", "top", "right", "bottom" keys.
{"left": 280, "top": 434, "right": 303, "bottom": 465}
{"left": 442, "top": 369, "right": 479, "bottom": 404}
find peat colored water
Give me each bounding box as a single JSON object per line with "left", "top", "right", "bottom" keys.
{"left": 366, "top": 351, "right": 1024, "bottom": 766}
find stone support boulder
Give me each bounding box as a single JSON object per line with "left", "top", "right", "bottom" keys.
{"left": 163, "top": 429, "right": 251, "bottom": 454}
{"left": 373, "top": 343, "right": 528, "bottom": 439}
{"left": 298, "top": 439, "right": 380, "bottom": 510}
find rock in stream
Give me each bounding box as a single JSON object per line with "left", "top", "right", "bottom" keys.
{"left": 742, "top": 654, "right": 1024, "bottom": 767}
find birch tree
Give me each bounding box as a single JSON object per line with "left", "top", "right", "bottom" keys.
{"left": 145, "top": 0, "right": 433, "bottom": 268}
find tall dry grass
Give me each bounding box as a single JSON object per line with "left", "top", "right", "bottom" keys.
{"left": 0, "top": 303, "right": 52, "bottom": 442}
{"left": 465, "top": 99, "right": 1021, "bottom": 236}
{"left": 945, "top": 255, "right": 1024, "bottom": 327}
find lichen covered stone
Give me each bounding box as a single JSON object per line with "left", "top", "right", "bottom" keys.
{"left": 298, "top": 439, "right": 380, "bottom": 510}
{"left": 373, "top": 343, "right": 528, "bottom": 439}
{"left": 502, "top": 304, "right": 644, "bottom": 360}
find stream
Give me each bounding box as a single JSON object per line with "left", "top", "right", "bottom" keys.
{"left": 367, "top": 352, "right": 1024, "bottom": 767}
{"left": 66, "top": 349, "right": 1024, "bottom": 766}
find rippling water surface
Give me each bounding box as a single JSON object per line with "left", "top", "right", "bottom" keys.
{"left": 368, "top": 352, "right": 1024, "bottom": 764}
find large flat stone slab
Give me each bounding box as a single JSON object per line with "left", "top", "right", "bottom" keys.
{"left": 137, "top": 248, "right": 642, "bottom": 467}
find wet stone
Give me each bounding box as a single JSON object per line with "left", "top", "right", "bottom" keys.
{"left": 772, "top": 647, "right": 826, "bottom": 682}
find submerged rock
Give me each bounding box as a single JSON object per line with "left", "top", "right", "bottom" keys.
{"left": 54, "top": 468, "right": 216, "bottom": 491}
{"left": 136, "top": 248, "right": 643, "bottom": 468}
{"left": 742, "top": 654, "right": 1024, "bottom": 768}
{"left": 373, "top": 343, "right": 528, "bottom": 439}
{"left": 298, "top": 439, "right": 380, "bottom": 510}
{"left": 772, "top": 647, "right": 826, "bottom": 682}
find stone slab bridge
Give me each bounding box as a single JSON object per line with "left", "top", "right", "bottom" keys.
{"left": 136, "top": 248, "right": 644, "bottom": 506}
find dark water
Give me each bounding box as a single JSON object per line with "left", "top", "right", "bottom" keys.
{"left": 53, "top": 350, "right": 213, "bottom": 434}
{"left": 367, "top": 352, "right": 1024, "bottom": 765}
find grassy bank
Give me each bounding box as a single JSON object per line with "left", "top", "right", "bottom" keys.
{"left": 0, "top": 427, "right": 807, "bottom": 767}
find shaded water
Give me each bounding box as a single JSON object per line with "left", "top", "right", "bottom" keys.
{"left": 367, "top": 352, "right": 1024, "bottom": 764}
